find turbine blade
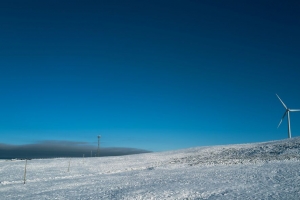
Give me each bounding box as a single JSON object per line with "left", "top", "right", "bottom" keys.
{"left": 276, "top": 94, "right": 288, "bottom": 109}
{"left": 289, "top": 109, "right": 300, "bottom": 112}
{"left": 277, "top": 111, "right": 287, "bottom": 128}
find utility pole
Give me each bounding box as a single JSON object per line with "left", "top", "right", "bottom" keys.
{"left": 23, "top": 159, "right": 27, "bottom": 184}
{"left": 97, "top": 135, "right": 101, "bottom": 157}
{"left": 67, "top": 158, "right": 71, "bottom": 172}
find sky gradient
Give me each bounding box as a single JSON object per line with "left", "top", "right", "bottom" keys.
{"left": 1, "top": 0, "right": 300, "bottom": 153}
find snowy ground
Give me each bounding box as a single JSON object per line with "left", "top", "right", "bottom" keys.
{"left": 1, "top": 138, "right": 300, "bottom": 199}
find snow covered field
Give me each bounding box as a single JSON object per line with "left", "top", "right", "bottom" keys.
{"left": 1, "top": 138, "right": 300, "bottom": 199}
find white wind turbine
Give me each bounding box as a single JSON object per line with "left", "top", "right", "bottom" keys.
{"left": 276, "top": 94, "right": 300, "bottom": 138}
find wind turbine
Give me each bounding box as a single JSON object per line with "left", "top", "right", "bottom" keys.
{"left": 276, "top": 94, "right": 300, "bottom": 138}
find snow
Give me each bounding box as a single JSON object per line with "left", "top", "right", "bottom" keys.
{"left": 1, "top": 138, "right": 300, "bottom": 199}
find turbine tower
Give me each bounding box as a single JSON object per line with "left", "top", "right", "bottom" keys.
{"left": 276, "top": 94, "right": 300, "bottom": 138}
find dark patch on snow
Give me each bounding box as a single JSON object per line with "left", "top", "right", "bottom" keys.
{"left": 170, "top": 138, "right": 300, "bottom": 166}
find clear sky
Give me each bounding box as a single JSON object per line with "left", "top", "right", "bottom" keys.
{"left": 1, "top": 0, "right": 300, "bottom": 152}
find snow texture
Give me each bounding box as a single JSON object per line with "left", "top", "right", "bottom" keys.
{"left": 1, "top": 138, "right": 300, "bottom": 199}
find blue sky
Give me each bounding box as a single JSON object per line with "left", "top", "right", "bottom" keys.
{"left": 0, "top": 0, "right": 300, "bottom": 152}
